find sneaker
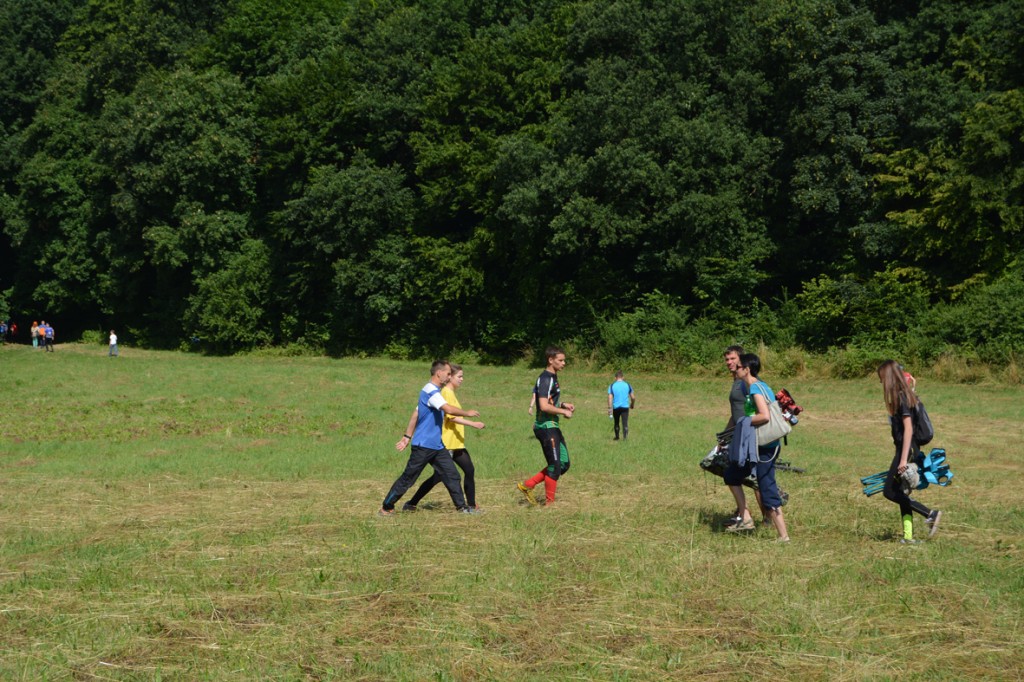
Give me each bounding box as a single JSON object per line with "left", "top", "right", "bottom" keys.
{"left": 899, "top": 538, "right": 923, "bottom": 545}
{"left": 725, "top": 518, "right": 755, "bottom": 532}
{"left": 517, "top": 482, "right": 539, "bottom": 506}
{"left": 926, "top": 510, "right": 942, "bottom": 538}
{"left": 401, "top": 502, "right": 417, "bottom": 512}
{"left": 377, "top": 508, "right": 396, "bottom": 517}
{"left": 458, "top": 506, "right": 481, "bottom": 514}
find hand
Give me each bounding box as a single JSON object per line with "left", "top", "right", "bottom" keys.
{"left": 465, "top": 409, "right": 480, "bottom": 418}
{"left": 396, "top": 438, "right": 409, "bottom": 452}
{"left": 472, "top": 421, "right": 485, "bottom": 430}
{"left": 897, "top": 461, "right": 908, "bottom": 474}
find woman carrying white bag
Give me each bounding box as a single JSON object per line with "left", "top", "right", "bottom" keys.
{"left": 723, "top": 353, "right": 791, "bottom": 542}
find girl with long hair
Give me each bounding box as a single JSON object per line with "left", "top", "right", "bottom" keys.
{"left": 877, "top": 360, "right": 942, "bottom": 543}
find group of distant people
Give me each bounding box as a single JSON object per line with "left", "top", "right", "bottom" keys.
{"left": 30, "top": 321, "right": 56, "bottom": 351}
{"left": 1, "top": 320, "right": 119, "bottom": 356}
{"left": 378, "top": 344, "right": 945, "bottom": 545}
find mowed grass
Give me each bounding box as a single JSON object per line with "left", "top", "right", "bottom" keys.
{"left": 1, "top": 345, "right": 1022, "bottom": 681}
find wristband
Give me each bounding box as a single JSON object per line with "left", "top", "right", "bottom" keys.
{"left": 403, "top": 434, "right": 412, "bottom": 440}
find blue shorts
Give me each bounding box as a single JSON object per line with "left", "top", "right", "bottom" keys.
{"left": 754, "top": 445, "right": 784, "bottom": 510}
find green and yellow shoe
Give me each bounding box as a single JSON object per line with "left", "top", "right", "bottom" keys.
{"left": 517, "top": 482, "right": 539, "bottom": 506}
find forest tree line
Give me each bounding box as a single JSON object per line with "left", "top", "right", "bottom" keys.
{"left": 1, "top": 0, "right": 1021, "bottom": 368}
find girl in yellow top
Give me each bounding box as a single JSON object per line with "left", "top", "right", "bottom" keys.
{"left": 404, "top": 364, "right": 486, "bottom": 510}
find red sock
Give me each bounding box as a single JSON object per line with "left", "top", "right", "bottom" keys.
{"left": 544, "top": 476, "right": 558, "bottom": 504}
{"left": 525, "top": 471, "right": 546, "bottom": 488}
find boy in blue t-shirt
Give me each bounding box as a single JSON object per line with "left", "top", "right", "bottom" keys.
{"left": 607, "top": 371, "right": 635, "bottom": 440}
{"left": 380, "top": 360, "right": 484, "bottom": 516}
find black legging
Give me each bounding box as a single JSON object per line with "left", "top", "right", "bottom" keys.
{"left": 613, "top": 407, "right": 629, "bottom": 438}
{"left": 409, "top": 449, "right": 476, "bottom": 507}
{"left": 882, "top": 446, "right": 931, "bottom": 518}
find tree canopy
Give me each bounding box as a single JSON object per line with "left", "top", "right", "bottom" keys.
{"left": 2, "top": 0, "right": 1022, "bottom": 361}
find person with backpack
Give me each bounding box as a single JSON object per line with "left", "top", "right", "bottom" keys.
{"left": 877, "top": 360, "right": 942, "bottom": 543}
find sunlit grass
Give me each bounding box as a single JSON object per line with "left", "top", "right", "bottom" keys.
{"left": 1, "top": 344, "right": 1021, "bottom": 680}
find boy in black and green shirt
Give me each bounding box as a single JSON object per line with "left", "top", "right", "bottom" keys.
{"left": 517, "top": 346, "right": 574, "bottom": 505}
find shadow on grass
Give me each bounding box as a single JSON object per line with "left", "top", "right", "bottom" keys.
{"left": 696, "top": 506, "right": 760, "bottom": 534}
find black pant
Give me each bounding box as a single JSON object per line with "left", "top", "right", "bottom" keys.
{"left": 882, "top": 446, "right": 931, "bottom": 518}
{"left": 382, "top": 446, "right": 467, "bottom": 511}
{"left": 534, "top": 427, "right": 570, "bottom": 480}
{"left": 408, "top": 448, "right": 475, "bottom": 507}
{"left": 613, "top": 407, "right": 629, "bottom": 439}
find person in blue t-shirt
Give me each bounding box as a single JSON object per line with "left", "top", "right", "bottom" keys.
{"left": 607, "top": 371, "right": 635, "bottom": 440}
{"left": 43, "top": 322, "right": 55, "bottom": 351}
{"left": 379, "top": 360, "right": 484, "bottom": 516}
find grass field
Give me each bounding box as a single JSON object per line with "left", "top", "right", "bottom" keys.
{"left": 1, "top": 344, "right": 1022, "bottom": 680}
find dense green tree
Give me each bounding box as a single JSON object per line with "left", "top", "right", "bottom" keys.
{"left": 1, "top": 0, "right": 1020, "bottom": 360}
{"left": 272, "top": 156, "right": 417, "bottom": 351}
{"left": 0, "top": 0, "right": 81, "bottom": 133}
{"left": 186, "top": 237, "right": 272, "bottom": 352}
{"left": 96, "top": 66, "right": 258, "bottom": 342}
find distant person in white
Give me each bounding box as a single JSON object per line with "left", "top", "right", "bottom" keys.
{"left": 109, "top": 330, "right": 119, "bottom": 357}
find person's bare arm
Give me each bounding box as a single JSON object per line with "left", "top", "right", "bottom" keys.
{"left": 450, "top": 416, "right": 485, "bottom": 430}
{"left": 539, "top": 396, "right": 573, "bottom": 418}
{"left": 395, "top": 408, "right": 418, "bottom": 451}
{"left": 897, "top": 415, "right": 913, "bottom": 473}
{"left": 750, "top": 393, "right": 770, "bottom": 427}
{"left": 441, "top": 403, "right": 479, "bottom": 418}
